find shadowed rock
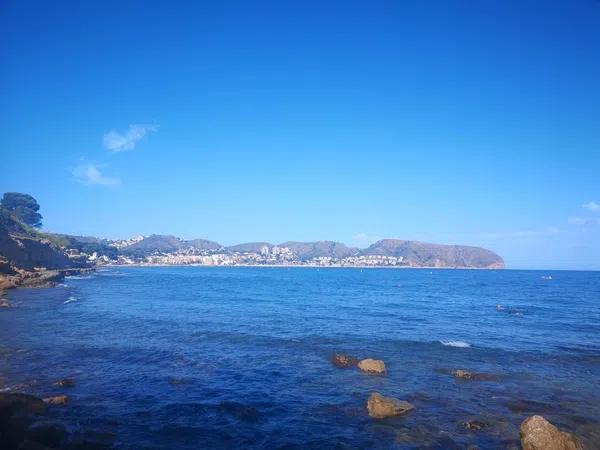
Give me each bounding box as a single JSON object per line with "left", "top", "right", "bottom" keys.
{"left": 26, "top": 420, "right": 69, "bottom": 448}
{"left": 358, "top": 358, "right": 386, "bottom": 374}
{"left": 0, "top": 393, "right": 47, "bottom": 416}
{"left": 331, "top": 354, "right": 358, "bottom": 368}
{"left": 520, "top": 415, "right": 584, "bottom": 450}
{"left": 367, "top": 393, "right": 414, "bottom": 419}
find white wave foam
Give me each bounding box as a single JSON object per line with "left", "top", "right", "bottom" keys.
{"left": 440, "top": 340, "right": 471, "bottom": 348}
{"left": 63, "top": 296, "right": 77, "bottom": 304}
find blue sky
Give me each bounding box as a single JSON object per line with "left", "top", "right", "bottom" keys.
{"left": 1, "top": 1, "right": 599, "bottom": 270}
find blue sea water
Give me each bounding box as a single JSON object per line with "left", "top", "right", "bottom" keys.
{"left": 1, "top": 267, "right": 599, "bottom": 449}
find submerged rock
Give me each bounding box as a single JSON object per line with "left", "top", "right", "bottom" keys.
{"left": 0, "top": 393, "right": 48, "bottom": 449}
{"left": 26, "top": 420, "right": 69, "bottom": 448}
{"left": 331, "top": 353, "right": 358, "bottom": 368}
{"left": 463, "top": 420, "right": 486, "bottom": 431}
{"left": 53, "top": 378, "right": 75, "bottom": 388}
{"left": 454, "top": 369, "right": 474, "bottom": 379}
{"left": 367, "top": 393, "right": 415, "bottom": 419}
{"left": 358, "top": 358, "right": 386, "bottom": 374}
{"left": 0, "top": 392, "right": 47, "bottom": 415}
{"left": 453, "top": 369, "right": 495, "bottom": 381}
{"left": 43, "top": 395, "right": 69, "bottom": 406}
{"left": 520, "top": 415, "right": 584, "bottom": 450}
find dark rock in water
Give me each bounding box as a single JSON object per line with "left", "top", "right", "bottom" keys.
{"left": 453, "top": 369, "right": 495, "bottom": 381}
{"left": 520, "top": 415, "right": 584, "bottom": 450}
{"left": 358, "top": 358, "right": 386, "bottom": 374}
{"left": 505, "top": 399, "right": 558, "bottom": 414}
{"left": 330, "top": 353, "right": 358, "bottom": 368}
{"left": 0, "top": 393, "right": 47, "bottom": 416}
{"left": 26, "top": 420, "right": 69, "bottom": 448}
{"left": 43, "top": 395, "right": 69, "bottom": 406}
{"left": 463, "top": 420, "right": 486, "bottom": 431}
{"left": 168, "top": 377, "right": 192, "bottom": 386}
{"left": 367, "top": 393, "right": 414, "bottom": 419}
{"left": 53, "top": 378, "right": 75, "bottom": 388}
{"left": 0, "top": 393, "right": 47, "bottom": 449}
{"left": 217, "top": 401, "right": 261, "bottom": 422}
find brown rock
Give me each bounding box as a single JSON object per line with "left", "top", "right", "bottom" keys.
{"left": 43, "top": 395, "right": 69, "bottom": 406}
{"left": 358, "top": 358, "right": 386, "bottom": 374}
{"left": 367, "top": 393, "right": 414, "bottom": 419}
{"left": 330, "top": 353, "right": 358, "bottom": 368}
{"left": 520, "top": 415, "right": 584, "bottom": 450}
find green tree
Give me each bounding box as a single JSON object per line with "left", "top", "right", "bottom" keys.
{"left": 0, "top": 192, "right": 43, "bottom": 228}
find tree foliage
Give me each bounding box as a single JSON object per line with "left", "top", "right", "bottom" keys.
{"left": 0, "top": 192, "right": 43, "bottom": 228}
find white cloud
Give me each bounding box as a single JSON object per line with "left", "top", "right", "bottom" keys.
{"left": 583, "top": 201, "right": 600, "bottom": 212}
{"left": 73, "top": 164, "right": 120, "bottom": 186}
{"left": 479, "top": 227, "right": 561, "bottom": 239}
{"left": 103, "top": 124, "right": 157, "bottom": 152}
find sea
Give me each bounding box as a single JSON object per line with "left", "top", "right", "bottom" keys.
{"left": 1, "top": 267, "right": 599, "bottom": 449}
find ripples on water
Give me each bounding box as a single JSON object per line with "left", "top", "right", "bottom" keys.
{"left": 1, "top": 267, "right": 599, "bottom": 449}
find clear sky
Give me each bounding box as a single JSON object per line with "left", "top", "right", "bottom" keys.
{"left": 1, "top": 1, "right": 599, "bottom": 270}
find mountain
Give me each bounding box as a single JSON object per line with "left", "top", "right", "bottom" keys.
{"left": 120, "top": 235, "right": 222, "bottom": 256}
{"left": 121, "top": 235, "right": 184, "bottom": 256}
{"left": 186, "top": 238, "right": 222, "bottom": 251}
{"left": 226, "top": 242, "right": 273, "bottom": 253}
{"left": 360, "top": 239, "right": 504, "bottom": 268}
{"left": 278, "top": 241, "right": 359, "bottom": 260}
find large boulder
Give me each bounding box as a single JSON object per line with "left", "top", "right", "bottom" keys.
{"left": 358, "top": 358, "right": 386, "bottom": 374}
{"left": 367, "top": 393, "right": 414, "bottom": 419}
{"left": 520, "top": 415, "right": 584, "bottom": 450}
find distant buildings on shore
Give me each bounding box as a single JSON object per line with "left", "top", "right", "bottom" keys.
{"left": 69, "top": 245, "right": 406, "bottom": 268}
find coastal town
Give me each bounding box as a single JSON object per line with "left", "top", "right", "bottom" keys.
{"left": 73, "top": 241, "right": 407, "bottom": 268}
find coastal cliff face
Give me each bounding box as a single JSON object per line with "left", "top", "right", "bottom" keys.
{"left": 0, "top": 223, "right": 88, "bottom": 291}
{"left": 361, "top": 239, "right": 505, "bottom": 269}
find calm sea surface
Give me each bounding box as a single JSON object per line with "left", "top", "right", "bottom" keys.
{"left": 1, "top": 267, "right": 599, "bottom": 449}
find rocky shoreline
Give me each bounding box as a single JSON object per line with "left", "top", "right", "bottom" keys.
{"left": 0, "top": 268, "right": 93, "bottom": 303}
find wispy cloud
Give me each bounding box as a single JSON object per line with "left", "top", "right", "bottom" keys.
{"left": 73, "top": 164, "right": 120, "bottom": 186}
{"left": 103, "top": 124, "right": 157, "bottom": 152}
{"left": 568, "top": 216, "right": 600, "bottom": 226}
{"left": 583, "top": 201, "right": 600, "bottom": 212}
{"left": 478, "top": 227, "right": 561, "bottom": 239}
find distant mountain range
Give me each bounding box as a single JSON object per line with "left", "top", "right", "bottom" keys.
{"left": 66, "top": 234, "right": 503, "bottom": 269}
